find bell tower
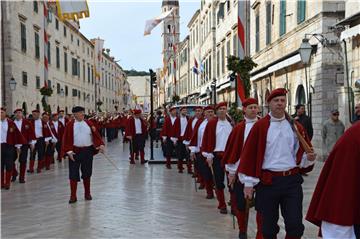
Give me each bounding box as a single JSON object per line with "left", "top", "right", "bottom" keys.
{"left": 161, "top": 0, "right": 180, "bottom": 65}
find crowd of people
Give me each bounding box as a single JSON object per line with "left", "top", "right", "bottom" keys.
{"left": 1, "top": 88, "right": 359, "bottom": 239}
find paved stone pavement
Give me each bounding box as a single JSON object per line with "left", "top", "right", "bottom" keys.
{"left": 2, "top": 137, "right": 323, "bottom": 238}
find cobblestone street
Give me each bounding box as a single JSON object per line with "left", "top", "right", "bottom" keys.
{"left": 2, "top": 138, "right": 322, "bottom": 239}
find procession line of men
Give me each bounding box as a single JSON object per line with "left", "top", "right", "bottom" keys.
{"left": 159, "top": 88, "right": 359, "bottom": 239}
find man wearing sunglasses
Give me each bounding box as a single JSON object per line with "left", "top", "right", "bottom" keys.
{"left": 321, "top": 109, "right": 345, "bottom": 160}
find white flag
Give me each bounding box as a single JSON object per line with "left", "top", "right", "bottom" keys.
{"left": 93, "top": 38, "right": 104, "bottom": 78}
{"left": 55, "top": 0, "right": 90, "bottom": 21}
{"left": 144, "top": 9, "right": 174, "bottom": 36}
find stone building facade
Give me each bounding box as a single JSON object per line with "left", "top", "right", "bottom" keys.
{"left": 1, "top": 1, "right": 130, "bottom": 115}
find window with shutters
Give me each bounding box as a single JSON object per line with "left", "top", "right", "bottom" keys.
{"left": 57, "top": 83, "right": 61, "bottom": 94}
{"left": 64, "top": 52, "right": 68, "bottom": 73}
{"left": 47, "top": 42, "right": 51, "bottom": 64}
{"left": 83, "top": 63, "right": 85, "bottom": 82}
{"left": 255, "top": 14, "right": 260, "bottom": 52}
{"left": 72, "top": 58, "right": 78, "bottom": 76}
{"left": 72, "top": 89, "right": 77, "bottom": 97}
{"left": 56, "top": 46, "right": 60, "bottom": 68}
{"left": 221, "top": 45, "right": 225, "bottom": 75}
{"left": 279, "top": 0, "right": 286, "bottom": 36}
{"left": 297, "top": 0, "right": 306, "bottom": 24}
{"left": 33, "top": 1, "right": 38, "bottom": 13}
{"left": 22, "top": 72, "right": 28, "bottom": 86}
{"left": 21, "top": 23, "right": 26, "bottom": 52}
{"left": 233, "top": 34, "right": 237, "bottom": 56}
{"left": 65, "top": 86, "right": 68, "bottom": 96}
{"left": 35, "top": 32, "right": 40, "bottom": 59}
{"left": 36, "top": 76, "right": 40, "bottom": 89}
{"left": 55, "top": 19, "right": 59, "bottom": 30}
{"left": 63, "top": 26, "right": 67, "bottom": 37}
{"left": 266, "top": 2, "right": 272, "bottom": 45}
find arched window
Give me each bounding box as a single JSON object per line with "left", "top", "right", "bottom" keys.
{"left": 22, "top": 102, "right": 27, "bottom": 116}
{"left": 295, "top": 85, "right": 306, "bottom": 105}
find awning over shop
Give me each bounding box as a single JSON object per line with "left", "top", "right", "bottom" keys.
{"left": 340, "top": 25, "right": 360, "bottom": 40}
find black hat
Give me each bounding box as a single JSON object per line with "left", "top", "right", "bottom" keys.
{"left": 72, "top": 106, "right": 85, "bottom": 113}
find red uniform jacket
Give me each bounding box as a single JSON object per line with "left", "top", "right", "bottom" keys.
{"left": 61, "top": 119, "right": 104, "bottom": 158}
{"left": 201, "top": 117, "right": 232, "bottom": 154}
{"left": 125, "top": 116, "right": 148, "bottom": 137}
{"left": 17, "top": 118, "right": 36, "bottom": 144}
{"left": 3, "top": 118, "right": 27, "bottom": 145}
{"left": 182, "top": 117, "right": 197, "bottom": 142}
{"left": 237, "top": 114, "right": 313, "bottom": 181}
{"left": 189, "top": 118, "right": 205, "bottom": 148}
{"left": 48, "top": 120, "right": 65, "bottom": 142}
{"left": 59, "top": 117, "right": 69, "bottom": 127}
{"left": 173, "top": 116, "right": 189, "bottom": 142}
{"left": 29, "top": 119, "right": 52, "bottom": 138}
{"left": 306, "top": 122, "right": 360, "bottom": 227}
{"left": 223, "top": 120, "right": 246, "bottom": 166}
{"left": 160, "top": 116, "right": 177, "bottom": 138}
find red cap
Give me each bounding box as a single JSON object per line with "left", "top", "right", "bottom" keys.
{"left": 52, "top": 113, "right": 58, "bottom": 117}
{"left": 1, "top": 107, "right": 5, "bottom": 111}
{"left": 215, "top": 102, "right": 227, "bottom": 110}
{"left": 242, "top": 98, "right": 258, "bottom": 108}
{"left": 13, "top": 108, "right": 23, "bottom": 114}
{"left": 42, "top": 112, "right": 49, "bottom": 116}
{"left": 179, "top": 106, "right": 187, "bottom": 111}
{"left": 267, "top": 88, "right": 288, "bottom": 102}
{"left": 32, "top": 109, "right": 40, "bottom": 113}
{"left": 204, "top": 105, "right": 215, "bottom": 111}
{"left": 169, "top": 106, "right": 177, "bottom": 112}
{"left": 194, "top": 106, "right": 203, "bottom": 111}
{"left": 133, "top": 109, "right": 142, "bottom": 115}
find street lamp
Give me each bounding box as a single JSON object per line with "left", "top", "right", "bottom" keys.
{"left": 299, "top": 38, "right": 312, "bottom": 64}
{"left": 60, "top": 88, "right": 65, "bottom": 97}
{"left": 9, "top": 77, "right": 17, "bottom": 91}
{"left": 206, "top": 86, "right": 211, "bottom": 104}
{"left": 355, "top": 79, "right": 360, "bottom": 89}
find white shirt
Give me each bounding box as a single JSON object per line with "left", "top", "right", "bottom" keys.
{"left": 14, "top": 119, "right": 23, "bottom": 131}
{"left": 321, "top": 221, "right": 356, "bottom": 239}
{"left": 239, "top": 113, "right": 312, "bottom": 187}
{"left": 49, "top": 121, "right": 59, "bottom": 143}
{"left": 189, "top": 119, "right": 208, "bottom": 153}
{"left": 180, "top": 116, "right": 188, "bottom": 137}
{"left": 225, "top": 117, "right": 257, "bottom": 175}
{"left": 73, "top": 120, "right": 93, "bottom": 147}
{"left": 52, "top": 121, "right": 59, "bottom": 133}
{"left": 34, "top": 119, "right": 43, "bottom": 138}
{"left": 1, "top": 119, "right": 8, "bottom": 144}
{"left": 59, "top": 117, "right": 65, "bottom": 126}
{"left": 135, "top": 118, "right": 142, "bottom": 134}
{"left": 203, "top": 119, "right": 232, "bottom": 158}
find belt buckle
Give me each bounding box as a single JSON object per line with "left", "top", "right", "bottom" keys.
{"left": 283, "top": 170, "right": 291, "bottom": 176}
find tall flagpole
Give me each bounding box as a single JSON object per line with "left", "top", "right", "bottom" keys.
{"left": 43, "top": 1, "right": 49, "bottom": 89}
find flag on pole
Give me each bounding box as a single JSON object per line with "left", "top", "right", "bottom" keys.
{"left": 144, "top": 9, "right": 174, "bottom": 36}
{"left": 192, "top": 59, "right": 199, "bottom": 74}
{"left": 237, "top": 0, "right": 247, "bottom": 105}
{"left": 55, "top": 0, "right": 89, "bottom": 21}
{"left": 93, "top": 38, "right": 104, "bottom": 79}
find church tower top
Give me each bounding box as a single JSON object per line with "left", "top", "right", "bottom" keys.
{"left": 162, "top": 0, "right": 179, "bottom": 7}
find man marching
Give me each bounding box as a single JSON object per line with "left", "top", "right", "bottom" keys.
{"left": 189, "top": 105, "right": 215, "bottom": 199}
{"left": 183, "top": 106, "right": 204, "bottom": 175}
{"left": 161, "top": 107, "right": 178, "bottom": 169}
{"left": 306, "top": 121, "right": 360, "bottom": 239}
{"left": 58, "top": 109, "right": 69, "bottom": 127}
{"left": 173, "top": 107, "right": 189, "bottom": 173}
{"left": 223, "top": 98, "right": 263, "bottom": 239}
{"left": 238, "top": 88, "right": 316, "bottom": 239}
{"left": 1, "top": 107, "right": 26, "bottom": 189}
{"left": 201, "top": 102, "right": 233, "bottom": 214}
{"left": 48, "top": 113, "right": 65, "bottom": 162}
{"left": 12, "top": 108, "right": 36, "bottom": 183}
{"left": 125, "top": 109, "right": 148, "bottom": 165}
{"left": 28, "top": 110, "right": 52, "bottom": 173}
{"left": 62, "top": 106, "right": 105, "bottom": 204}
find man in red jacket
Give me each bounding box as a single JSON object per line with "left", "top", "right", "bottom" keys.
{"left": 201, "top": 102, "right": 233, "bottom": 214}
{"left": 161, "top": 107, "right": 178, "bottom": 169}
{"left": 183, "top": 106, "right": 203, "bottom": 175}
{"left": 12, "top": 108, "right": 36, "bottom": 183}
{"left": 48, "top": 113, "right": 65, "bottom": 163}
{"left": 306, "top": 122, "right": 360, "bottom": 239}
{"left": 238, "top": 88, "right": 317, "bottom": 239}
{"left": 189, "top": 105, "right": 215, "bottom": 198}
{"left": 1, "top": 107, "right": 26, "bottom": 189}
{"left": 173, "top": 107, "right": 189, "bottom": 173}
{"left": 223, "top": 98, "right": 263, "bottom": 239}
{"left": 125, "top": 109, "right": 148, "bottom": 164}
{"left": 62, "top": 106, "right": 105, "bottom": 204}
{"left": 28, "top": 110, "right": 52, "bottom": 173}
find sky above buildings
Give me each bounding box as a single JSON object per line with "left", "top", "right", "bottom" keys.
{"left": 80, "top": 0, "right": 200, "bottom": 71}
